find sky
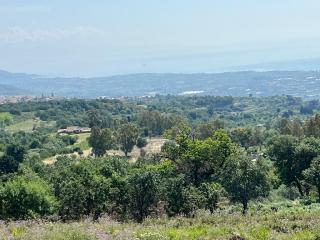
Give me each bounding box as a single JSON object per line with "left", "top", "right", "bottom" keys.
{"left": 0, "top": 0, "right": 320, "bottom": 76}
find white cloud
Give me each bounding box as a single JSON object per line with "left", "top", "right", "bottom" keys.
{"left": 0, "top": 26, "right": 105, "bottom": 43}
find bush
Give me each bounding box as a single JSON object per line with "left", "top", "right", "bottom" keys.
{"left": 0, "top": 144, "right": 26, "bottom": 174}
{"left": 165, "top": 175, "right": 204, "bottom": 217}
{"left": 180, "top": 186, "right": 204, "bottom": 217}
{"left": 51, "top": 160, "right": 111, "bottom": 220}
{"left": 0, "top": 171, "right": 57, "bottom": 219}
{"left": 128, "top": 168, "right": 160, "bottom": 222}
{"left": 199, "top": 182, "right": 225, "bottom": 213}
{"left": 137, "top": 137, "right": 148, "bottom": 148}
{"left": 60, "top": 135, "right": 78, "bottom": 145}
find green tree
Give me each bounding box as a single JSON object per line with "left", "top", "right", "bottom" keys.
{"left": 267, "top": 135, "right": 300, "bottom": 194}
{"left": 165, "top": 175, "right": 204, "bottom": 217}
{"left": 180, "top": 186, "right": 204, "bottom": 217}
{"left": 0, "top": 144, "right": 26, "bottom": 174}
{"left": 51, "top": 159, "right": 110, "bottom": 220}
{"left": 165, "top": 175, "right": 185, "bottom": 216}
{"left": 0, "top": 113, "right": 13, "bottom": 127}
{"left": 136, "top": 137, "right": 147, "bottom": 149}
{"left": 230, "top": 128, "right": 252, "bottom": 149}
{"left": 118, "top": 123, "right": 139, "bottom": 157}
{"left": 294, "top": 137, "right": 320, "bottom": 194}
{"left": 222, "top": 153, "right": 271, "bottom": 214}
{"left": 268, "top": 136, "right": 320, "bottom": 196}
{"left": 196, "top": 121, "right": 223, "bottom": 140}
{"left": 87, "top": 109, "right": 102, "bottom": 128}
{"left": 0, "top": 171, "right": 57, "bottom": 219}
{"left": 88, "top": 127, "right": 114, "bottom": 157}
{"left": 5, "top": 144, "right": 26, "bottom": 162}
{"left": 128, "top": 168, "right": 160, "bottom": 222}
{"left": 304, "top": 156, "right": 320, "bottom": 201}
{"left": 161, "top": 140, "right": 180, "bottom": 162}
{"left": 199, "top": 182, "right": 224, "bottom": 213}
{"left": 304, "top": 113, "right": 320, "bottom": 137}
{"left": 107, "top": 174, "right": 130, "bottom": 220}
{"left": 176, "top": 130, "right": 236, "bottom": 186}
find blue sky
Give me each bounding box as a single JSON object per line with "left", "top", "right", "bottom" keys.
{"left": 0, "top": 0, "right": 320, "bottom": 76}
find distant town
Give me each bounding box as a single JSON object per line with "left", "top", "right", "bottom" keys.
{"left": 0, "top": 95, "right": 64, "bottom": 105}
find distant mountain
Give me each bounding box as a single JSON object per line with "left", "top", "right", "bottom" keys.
{"left": 228, "top": 58, "right": 320, "bottom": 72}
{"left": 1, "top": 69, "right": 320, "bottom": 99}
{"left": 0, "top": 84, "right": 32, "bottom": 95}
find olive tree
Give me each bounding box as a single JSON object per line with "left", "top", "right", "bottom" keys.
{"left": 222, "top": 153, "right": 271, "bottom": 214}
{"left": 267, "top": 135, "right": 320, "bottom": 196}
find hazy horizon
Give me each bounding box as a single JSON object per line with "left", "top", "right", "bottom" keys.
{"left": 1, "top": 0, "right": 320, "bottom": 77}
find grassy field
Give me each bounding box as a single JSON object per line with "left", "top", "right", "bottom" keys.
{"left": 1, "top": 203, "right": 320, "bottom": 240}
{"left": 68, "top": 132, "right": 91, "bottom": 150}
{"left": 43, "top": 136, "right": 166, "bottom": 164}
{"left": 5, "top": 119, "right": 56, "bottom": 132}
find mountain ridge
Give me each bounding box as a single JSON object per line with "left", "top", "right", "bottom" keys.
{"left": 1, "top": 69, "right": 320, "bottom": 99}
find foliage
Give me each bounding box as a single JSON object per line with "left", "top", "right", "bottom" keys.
{"left": 0, "top": 144, "right": 26, "bottom": 174}
{"left": 0, "top": 170, "right": 57, "bottom": 219}
{"left": 268, "top": 135, "right": 320, "bottom": 196}
{"left": 50, "top": 158, "right": 111, "bottom": 220}
{"left": 0, "top": 112, "right": 13, "bottom": 127}
{"left": 304, "top": 156, "right": 320, "bottom": 201}
{"left": 199, "top": 182, "right": 225, "bottom": 213}
{"left": 1, "top": 95, "right": 320, "bottom": 224}
{"left": 128, "top": 167, "right": 161, "bottom": 222}
{"left": 88, "top": 127, "right": 114, "bottom": 156}
{"left": 174, "top": 129, "right": 236, "bottom": 186}
{"left": 222, "top": 153, "right": 271, "bottom": 214}
{"left": 118, "top": 123, "right": 139, "bottom": 156}
{"left": 137, "top": 137, "right": 148, "bottom": 149}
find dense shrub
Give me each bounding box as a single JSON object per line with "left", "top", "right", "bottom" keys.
{"left": 128, "top": 168, "right": 161, "bottom": 222}
{"left": 0, "top": 171, "right": 57, "bottom": 219}
{"left": 51, "top": 160, "right": 110, "bottom": 220}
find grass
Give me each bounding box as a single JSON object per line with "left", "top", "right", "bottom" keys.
{"left": 0, "top": 112, "right": 12, "bottom": 122}
{"left": 5, "top": 119, "right": 37, "bottom": 132}
{"left": 73, "top": 133, "right": 91, "bottom": 150}
{"left": 2, "top": 203, "right": 320, "bottom": 239}
{"left": 43, "top": 133, "right": 91, "bottom": 164}
{"left": 43, "top": 137, "right": 166, "bottom": 165}
{"left": 5, "top": 119, "right": 56, "bottom": 132}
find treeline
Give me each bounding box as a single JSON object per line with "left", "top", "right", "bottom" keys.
{"left": 2, "top": 113, "right": 320, "bottom": 222}
{"left": 2, "top": 96, "right": 320, "bottom": 223}
{"left": 0, "top": 129, "right": 269, "bottom": 222}
{"left": 1, "top": 95, "right": 320, "bottom": 131}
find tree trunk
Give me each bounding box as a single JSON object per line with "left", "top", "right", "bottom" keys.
{"left": 209, "top": 207, "right": 214, "bottom": 214}
{"left": 295, "top": 178, "right": 304, "bottom": 197}
{"left": 317, "top": 185, "right": 320, "bottom": 203}
{"left": 242, "top": 201, "right": 248, "bottom": 215}
{"left": 193, "top": 165, "right": 199, "bottom": 187}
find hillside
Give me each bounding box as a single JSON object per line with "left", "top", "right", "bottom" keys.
{"left": 1, "top": 70, "right": 320, "bottom": 99}
{"left": 1, "top": 95, "right": 320, "bottom": 240}
{"left": 2, "top": 204, "right": 320, "bottom": 239}
{"left": 0, "top": 84, "right": 31, "bottom": 95}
